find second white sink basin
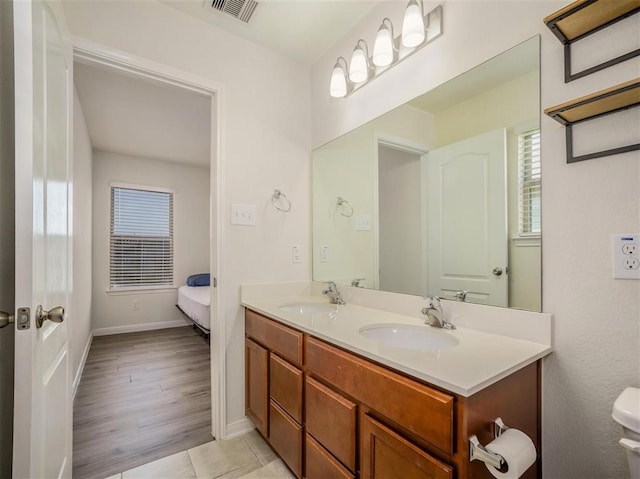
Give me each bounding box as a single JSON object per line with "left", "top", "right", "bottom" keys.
{"left": 359, "top": 323, "right": 459, "bottom": 351}
{"left": 279, "top": 302, "right": 337, "bottom": 315}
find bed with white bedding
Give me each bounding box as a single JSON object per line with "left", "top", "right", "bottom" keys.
{"left": 177, "top": 285, "right": 211, "bottom": 332}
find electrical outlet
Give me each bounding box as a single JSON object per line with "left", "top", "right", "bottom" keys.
{"left": 320, "top": 245, "right": 329, "bottom": 263}
{"left": 292, "top": 245, "right": 301, "bottom": 264}
{"left": 613, "top": 234, "right": 640, "bottom": 279}
{"left": 132, "top": 300, "right": 140, "bottom": 311}
{"left": 230, "top": 204, "right": 256, "bottom": 226}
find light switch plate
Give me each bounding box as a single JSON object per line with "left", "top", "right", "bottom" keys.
{"left": 231, "top": 204, "right": 256, "bottom": 226}
{"left": 613, "top": 234, "right": 640, "bottom": 279}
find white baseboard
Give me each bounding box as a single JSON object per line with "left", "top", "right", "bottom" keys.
{"left": 92, "top": 319, "right": 190, "bottom": 337}
{"left": 73, "top": 333, "right": 93, "bottom": 400}
{"left": 225, "top": 418, "right": 255, "bottom": 439}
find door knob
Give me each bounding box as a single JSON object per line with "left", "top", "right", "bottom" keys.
{"left": 36, "top": 305, "right": 65, "bottom": 329}
{"left": 0, "top": 311, "right": 14, "bottom": 329}
{"left": 492, "top": 267, "right": 503, "bottom": 276}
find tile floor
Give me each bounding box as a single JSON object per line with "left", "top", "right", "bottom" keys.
{"left": 103, "top": 429, "right": 295, "bottom": 479}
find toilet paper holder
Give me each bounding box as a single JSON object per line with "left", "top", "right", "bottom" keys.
{"left": 469, "top": 417, "right": 510, "bottom": 472}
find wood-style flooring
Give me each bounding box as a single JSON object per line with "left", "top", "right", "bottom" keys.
{"left": 73, "top": 326, "right": 212, "bottom": 479}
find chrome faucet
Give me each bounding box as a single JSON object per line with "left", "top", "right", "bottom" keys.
{"left": 351, "top": 278, "right": 365, "bottom": 288}
{"left": 421, "top": 296, "right": 456, "bottom": 329}
{"left": 322, "top": 281, "right": 346, "bottom": 305}
{"left": 453, "top": 289, "right": 469, "bottom": 302}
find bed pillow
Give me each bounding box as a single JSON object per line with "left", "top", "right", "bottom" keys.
{"left": 186, "top": 273, "right": 210, "bottom": 287}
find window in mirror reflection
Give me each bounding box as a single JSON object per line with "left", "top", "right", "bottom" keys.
{"left": 518, "top": 129, "right": 541, "bottom": 236}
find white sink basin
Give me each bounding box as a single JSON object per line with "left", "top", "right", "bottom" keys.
{"left": 279, "top": 302, "right": 337, "bottom": 315}
{"left": 359, "top": 323, "right": 459, "bottom": 351}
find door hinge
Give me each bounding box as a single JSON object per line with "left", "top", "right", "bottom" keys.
{"left": 213, "top": 277, "right": 217, "bottom": 288}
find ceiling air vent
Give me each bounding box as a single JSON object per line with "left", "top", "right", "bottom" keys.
{"left": 210, "top": 0, "right": 258, "bottom": 23}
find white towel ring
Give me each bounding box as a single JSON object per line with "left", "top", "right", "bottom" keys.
{"left": 337, "top": 197, "right": 354, "bottom": 217}
{"left": 272, "top": 189, "right": 292, "bottom": 212}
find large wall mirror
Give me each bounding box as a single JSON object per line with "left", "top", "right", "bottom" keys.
{"left": 313, "top": 36, "right": 541, "bottom": 312}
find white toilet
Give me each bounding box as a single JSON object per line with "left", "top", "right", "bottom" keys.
{"left": 613, "top": 387, "right": 640, "bottom": 478}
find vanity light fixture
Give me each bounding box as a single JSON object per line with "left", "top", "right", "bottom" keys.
{"left": 328, "top": 4, "right": 442, "bottom": 99}
{"left": 373, "top": 18, "right": 396, "bottom": 67}
{"left": 402, "top": 0, "right": 426, "bottom": 48}
{"left": 349, "top": 40, "right": 373, "bottom": 83}
{"left": 330, "top": 57, "right": 349, "bottom": 98}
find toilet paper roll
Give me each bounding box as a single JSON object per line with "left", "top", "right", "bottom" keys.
{"left": 485, "top": 428, "right": 537, "bottom": 479}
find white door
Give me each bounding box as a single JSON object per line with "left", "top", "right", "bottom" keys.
{"left": 13, "top": 1, "right": 73, "bottom": 478}
{"left": 425, "top": 129, "right": 508, "bottom": 306}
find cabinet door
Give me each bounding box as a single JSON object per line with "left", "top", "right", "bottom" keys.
{"left": 246, "top": 338, "right": 269, "bottom": 437}
{"left": 361, "top": 414, "right": 452, "bottom": 479}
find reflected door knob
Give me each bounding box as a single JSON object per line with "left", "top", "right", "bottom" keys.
{"left": 36, "top": 305, "right": 65, "bottom": 328}
{"left": 0, "top": 311, "right": 14, "bottom": 329}
{"left": 492, "top": 267, "right": 503, "bottom": 276}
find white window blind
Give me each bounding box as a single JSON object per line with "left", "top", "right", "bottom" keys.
{"left": 110, "top": 186, "right": 173, "bottom": 289}
{"left": 518, "top": 129, "right": 541, "bottom": 236}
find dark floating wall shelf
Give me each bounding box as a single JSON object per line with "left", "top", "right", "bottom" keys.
{"left": 544, "top": 0, "right": 640, "bottom": 83}
{"left": 545, "top": 78, "right": 640, "bottom": 163}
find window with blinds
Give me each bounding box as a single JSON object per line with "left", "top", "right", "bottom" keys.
{"left": 518, "top": 129, "right": 541, "bottom": 236}
{"left": 110, "top": 186, "right": 174, "bottom": 289}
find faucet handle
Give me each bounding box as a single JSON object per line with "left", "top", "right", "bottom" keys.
{"left": 429, "top": 296, "right": 442, "bottom": 309}
{"left": 323, "top": 281, "right": 337, "bottom": 290}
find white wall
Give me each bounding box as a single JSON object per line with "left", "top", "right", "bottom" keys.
{"left": 311, "top": 2, "right": 639, "bottom": 478}
{"left": 61, "top": 0, "right": 311, "bottom": 428}
{"left": 0, "top": 1, "right": 14, "bottom": 475}
{"left": 91, "top": 151, "right": 210, "bottom": 331}
{"left": 71, "top": 87, "right": 93, "bottom": 391}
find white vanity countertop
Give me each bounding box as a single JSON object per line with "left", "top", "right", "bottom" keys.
{"left": 241, "top": 295, "right": 552, "bottom": 397}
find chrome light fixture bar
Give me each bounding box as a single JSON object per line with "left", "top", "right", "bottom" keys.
{"left": 329, "top": 3, "right": 443, "bottom": 98}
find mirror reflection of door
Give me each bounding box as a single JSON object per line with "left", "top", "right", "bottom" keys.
{"left": 377, "top": 144, "right": 425, "bottom": 297}
{"left": 425, "top": 129, "right": 508, "bottom": 307}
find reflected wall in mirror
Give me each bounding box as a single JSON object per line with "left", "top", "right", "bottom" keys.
{"left": 313, "top": 36, "right": 541, "bottom": 312}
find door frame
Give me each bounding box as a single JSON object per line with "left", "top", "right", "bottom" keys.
{"left": 72, "top": 37, "right": 226, "bottom": 440}
{"left": 372, "top": 132, "right": 429, "bottom": 293}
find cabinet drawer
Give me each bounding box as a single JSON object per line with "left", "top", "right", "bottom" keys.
{"left": 306, "top": 376, "right": 357, "bottom": 472}
{"left": 306, "top": 433, "right": 355, "bottom": 479}
{"left": 361, "top": 414, "right": 452, "bottom": 479}
{"left": 270, "top": 354, "right": 303, "bottom": 423}
{"left": 306, "top": 337, "right": 454, "bottom": 454}
{"left": 269, "top": 400, "right": 303, "bottom": 478}
{"left": 246, "top": 309, "right": 303, "bottom": 366}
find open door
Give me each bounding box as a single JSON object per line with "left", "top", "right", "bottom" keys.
{"left": 424, "top": 129, "right": 508, "bottom": 307}
{"left": 13, "top": 1, "right": 73, "bottom": 477}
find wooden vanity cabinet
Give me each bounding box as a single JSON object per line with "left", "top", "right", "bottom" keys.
{"left": 245, "top": 309, "right": 541, "bottom": 479}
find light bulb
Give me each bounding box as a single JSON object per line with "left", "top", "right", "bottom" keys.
{"left": 402, "top": 0, "right": 425, "bottom": 48}
{"left": 373, "top": 21, "right": 394, "bottom": 67}
{"left": 349, "top": 42, "right": 369, "bottom": 83}
{"left": 329, "top": 61, "right": 347, "bottom": 98}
